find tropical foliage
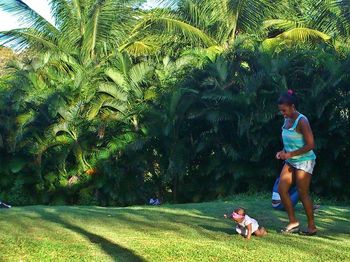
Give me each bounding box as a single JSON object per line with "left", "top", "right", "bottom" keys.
{"left": 0, "top": 0, "right": 349, "bottom": 205}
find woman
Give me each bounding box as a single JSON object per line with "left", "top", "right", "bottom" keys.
{"left": 276, "top": 89, "right": 317, "bottom": 236}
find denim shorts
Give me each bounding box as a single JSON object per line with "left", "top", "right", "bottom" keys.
{"left": 286, "top": 160, "right": 316, "bottom": 175}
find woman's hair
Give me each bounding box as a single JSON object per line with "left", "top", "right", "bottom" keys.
{"left": 278, "top": 89, "right": 298, "bottom": 107}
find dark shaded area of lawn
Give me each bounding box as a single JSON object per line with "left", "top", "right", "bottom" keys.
{"left": 34, "top": 209, "right": 146, "bottom": 262}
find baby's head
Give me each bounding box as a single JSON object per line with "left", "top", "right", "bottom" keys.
{"left": 231, "top": 207, "right": 246, "bottom": 223}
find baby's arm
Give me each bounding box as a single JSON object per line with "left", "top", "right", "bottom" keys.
{"left": 246, "top": 223, "right": 252, "bottom": 240}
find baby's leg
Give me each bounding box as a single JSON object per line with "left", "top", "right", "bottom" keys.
{"left": 253, "top": 226, "right": 267, "bottom": 237}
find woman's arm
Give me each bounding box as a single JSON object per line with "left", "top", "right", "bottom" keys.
{"left": 280, "top": 118, "right": 315, "bottom": 159}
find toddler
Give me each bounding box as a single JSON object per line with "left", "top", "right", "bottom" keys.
{"left": 224, "top": 207, "right": 267, "bottom": 239}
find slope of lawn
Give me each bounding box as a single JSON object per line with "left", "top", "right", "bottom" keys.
{"left": 0, "top": 194, "right": 349, "bottom": 262}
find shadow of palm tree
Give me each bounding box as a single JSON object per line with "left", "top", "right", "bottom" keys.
{"left": 198, "top": 224, "right": 233, "bottom": 235}
{"left": 35, "top": 209, "right": 146, "bottom": 262}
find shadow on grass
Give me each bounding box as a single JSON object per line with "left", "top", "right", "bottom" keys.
{"left": 34, "top": 209, "right": 146, "bottom": 262}
{"left": 15, "top": 198, "right": 349, "bottom": 259}
{"left": 198, "top": 224, "right": 233, "bottom": 235}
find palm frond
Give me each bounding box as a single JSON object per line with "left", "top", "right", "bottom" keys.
{"left": 132, "top": 11, "right": 217, "bottom": 47}
{"left": 51, "top": 122, "right": 70, "bottom": 136}
{"left": 0, "top": 28, "right": 59, "bottom": 50}
{"left": 82, "top": 0, "right": 132, "bottom": 58}
{"left": 226, "top": 0, "right": 273, "bottom": 35}
{"left": 16, "top": 111, "right": 35, "bottom": 127}
{"left": 114, "top": 52, "right": 132, "bottom": 76}
{"left": 314, "top": 0, "right": 350, "bottom": 37}
{"left": 98, "top": 83, "right": 128, "bottom": 101}
{"left": 119, "top": 40, "right": 159, "bottom": 56}
{"left": 263, "top": 27, "right": 332, "bottom": 51}
{"left": 87, "top": 97, "right": 105, "bottom": 120}
{"left": 278, "top": 27, "right": 331, "bottom": 42}
{"left": 129, "top": 62, "right": 153, "bottom": 87}
{"left": 0, "top": 0, "right": 57, "bottom": 31}
{"left": 50, "top": 0, "right": 83, "bottom": 51}
{"left": 102, "top": 98, "right": 128, "bottom": 114}
{"left": 263, "top": 19, "right": 301, "bottom": 31}
{"left": 83, "top": 0, "right": 104, "bottom": 58}
{"left": 169, "top": 88, "right": 199, "bottom": 116}
{"left": 105, "top": 68, "right": 128, "bottom": 91}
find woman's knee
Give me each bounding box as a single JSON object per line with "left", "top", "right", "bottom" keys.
{"left": 297, "top": 188, "right": 309, "bottom": 199}
{"left": 278, "top": 184, "right": 289, "bottom": 195}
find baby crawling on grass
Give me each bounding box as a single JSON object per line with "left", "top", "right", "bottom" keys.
{"left": 224, "top": 207, "right": 267, "bottom": 240}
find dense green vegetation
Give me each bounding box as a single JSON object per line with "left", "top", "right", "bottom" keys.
{"left": 1, "top": 195, "right": 350, "bottom": 261}
{"left": 0, "top": 0, "right": 350, "bottom": 206}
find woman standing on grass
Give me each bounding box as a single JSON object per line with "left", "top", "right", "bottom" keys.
{"left": 276, "top": 90, "right": 317, "bottom": 236}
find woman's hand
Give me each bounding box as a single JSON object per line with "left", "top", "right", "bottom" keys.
{"left": 276, "top": 150, "right": 292, "bottom": 160}
{"left": 279, "top": 151, "right": 292, "bottom": 160}
{"left": 223, "top": 214, "right": 228, "bottom": 219}
{"left": 275, "top": 150, "right": 284, "bottom": 159}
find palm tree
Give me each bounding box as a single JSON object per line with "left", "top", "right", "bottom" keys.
{"left": 0, "top": 0, "right": 138, "bottom": 60}
{"left": 139, "top": 87, "right": 199, "bottom": 201}
{"left": 88, "top": 52, "right": 155, "bottom": 129}
{"left": 0, "top": 0, "right": 154, "bottom": 166}
{"left": 0, "top": 54, "right": 79, "bottom": 176}
{"left": 261, "top": 0, "right": 350, "bottom": 50}
{"left": 312, "top": 0, "right": 350, "bottom": 38}
{"left": 126, "top": 0, "right": 274, "bottom": 54}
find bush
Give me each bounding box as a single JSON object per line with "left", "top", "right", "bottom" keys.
{"left": 1, "top": 41, "right": 349, "bottom": 205}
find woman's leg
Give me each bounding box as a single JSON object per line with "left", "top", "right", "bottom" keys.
{"left": 295, "top": 169, "right": 317, "bottom": 233}
{"left": 278, "top": 164, "right": 299, "bottom": 228}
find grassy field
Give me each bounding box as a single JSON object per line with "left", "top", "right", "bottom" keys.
{"left": 0, "top": 194, "right": 349, "bottom": 262}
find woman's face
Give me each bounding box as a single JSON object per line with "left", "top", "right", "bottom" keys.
{"left": 278, "top": 103, "right": 295, "bottom": 118}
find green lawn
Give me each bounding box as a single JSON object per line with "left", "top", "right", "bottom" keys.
{"left": 0, "top": 195, "right": 349, "bottom": 262}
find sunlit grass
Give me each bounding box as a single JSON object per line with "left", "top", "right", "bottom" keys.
{"left": 1, "top": 194, "right": 349, "bottom": 261}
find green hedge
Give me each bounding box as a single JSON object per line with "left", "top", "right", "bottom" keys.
{"left": 1, "top": 42, "right": 349, "bottom": 205}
